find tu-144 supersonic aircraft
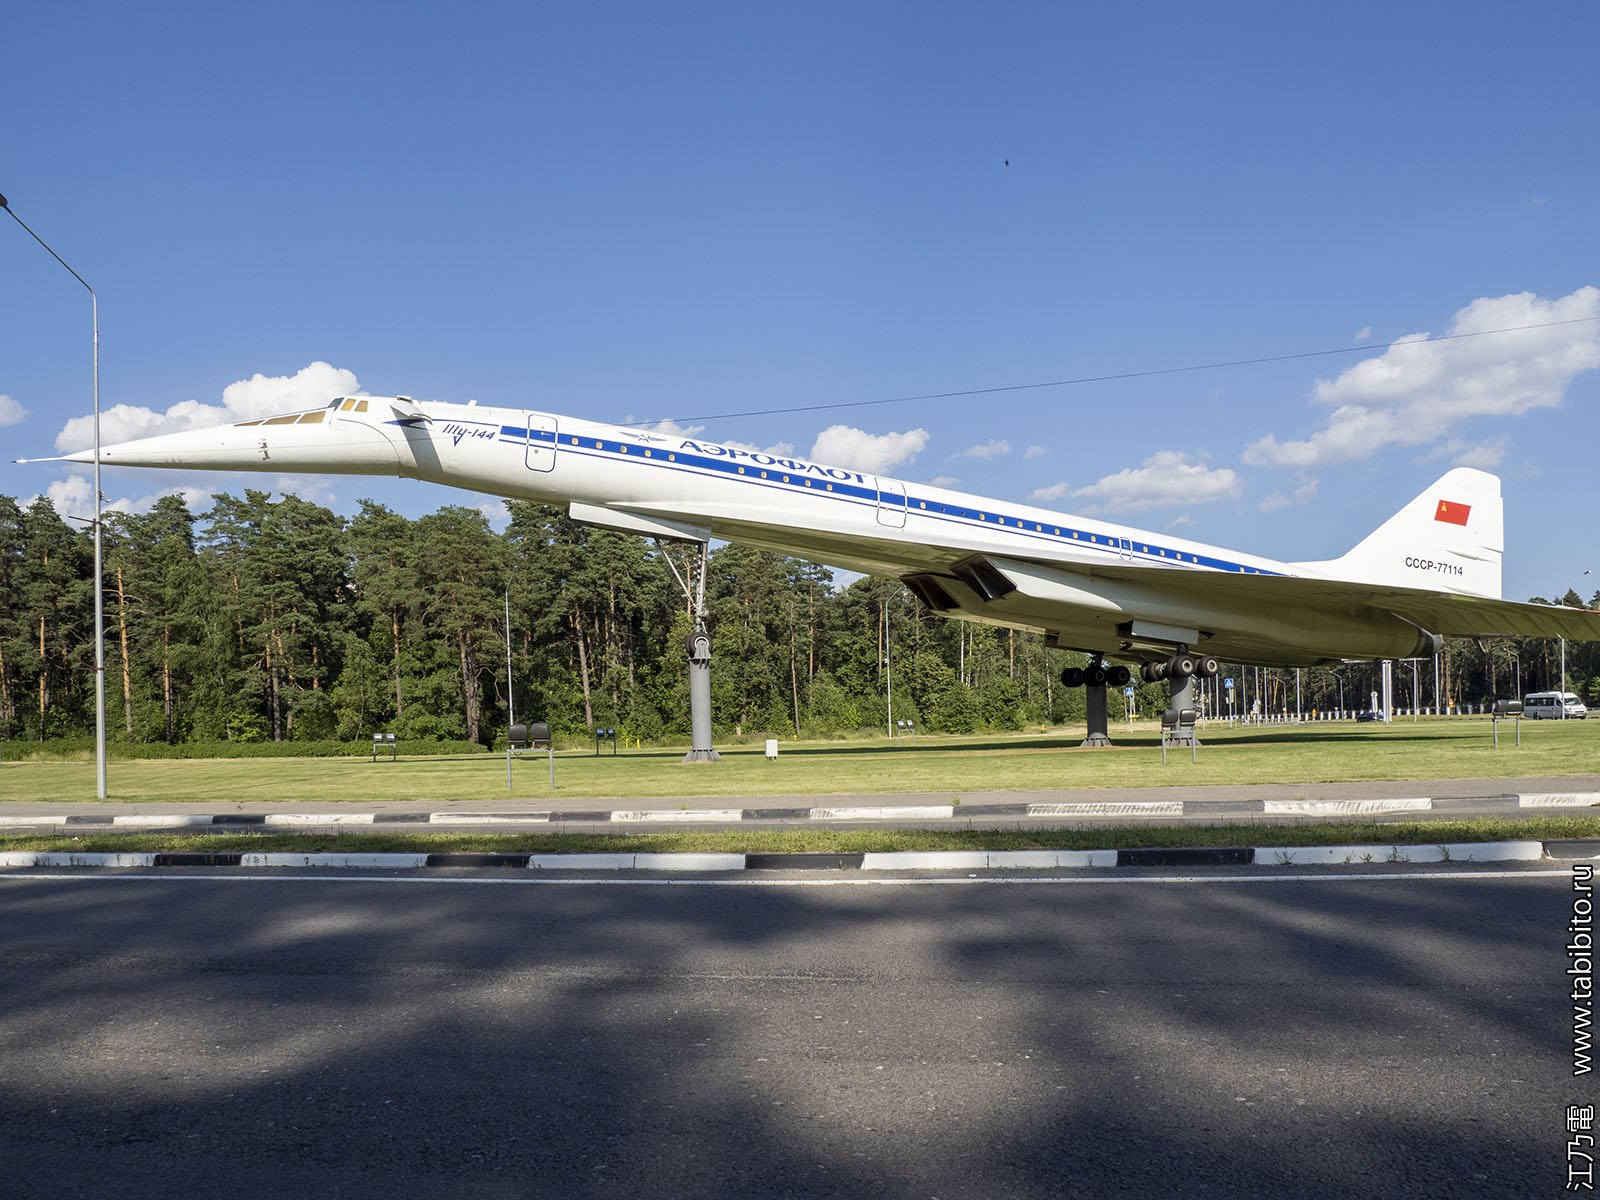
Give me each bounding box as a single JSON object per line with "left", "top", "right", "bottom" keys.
{"left": 35, "top": 393, "right": 1600, "bottom": 693}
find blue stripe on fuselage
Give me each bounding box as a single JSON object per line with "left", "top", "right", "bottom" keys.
{"left": 494, "top": 423, "right": 1281, "bottom": 577}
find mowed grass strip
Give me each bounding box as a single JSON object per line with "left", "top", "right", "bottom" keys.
{"left": 2, "top": 815, "right": 1596, "bottom": 855}
{"left": 1, "top": 718, "right": 1596, "bottom": 805}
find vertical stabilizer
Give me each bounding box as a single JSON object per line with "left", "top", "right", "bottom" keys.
{"left": 1294, "top": 467, "right": 1503, "bottom": 598}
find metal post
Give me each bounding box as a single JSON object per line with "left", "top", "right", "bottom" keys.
{"left": 505, "top": 590, "right": 513, "bottom": 792}
{"left": 884, "top": 594, "right": 893, "bottom": 739}
{"left": 659, "top": 539, "right": 720, "bottom": 763}
{"left": 2, "top": 194, "right": 105, "bottom": 798}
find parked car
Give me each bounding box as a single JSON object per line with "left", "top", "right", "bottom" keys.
{"left": 1522, "top": 691, "right": 1588, "bottom": 719}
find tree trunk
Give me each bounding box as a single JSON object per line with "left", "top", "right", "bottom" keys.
{"left": 392, "top": 609, "right": 404, "bottom": 715}
{"left": 459, "top": 631, "right": 481, "bottom": 743}
{"left": 265, "top": 637, "right": 282, "bottom": 742}
{"left": 790, "top": 625, "right": 801, "bottom": 737}
{"left": 162, "top": 625, "right": 174, "bottom": 744}
{"left": 115, "top": 565, "right": 133, "bottom": 735}
{"left": 0, "top": 641, "right": 11, "bottom": 730}
{"left": 571, "top": 611, "right": 594, "bottom": 728}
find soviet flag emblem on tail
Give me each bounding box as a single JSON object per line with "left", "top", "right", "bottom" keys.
{"left": 1434, "top": 499, "right": 1471, "bottom": 526}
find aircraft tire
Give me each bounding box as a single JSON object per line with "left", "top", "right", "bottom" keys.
{"left": 1196, "top": 656, "right": 1220, "bottom": 679}
{"left": 1140, "top": 661, "right": 1168, "bottom": 683}
{"left": 1168, "top": 653, "right": 1196, "bottom": 679}
{"left": 1061, "top": 667, "right": 1085, "bottom": 688}
{"left": 1086, "top": 665, "right": 1109, "bottom": 687}
{"left": 1108, "top": 665, "right": 1132, "bottom": 687}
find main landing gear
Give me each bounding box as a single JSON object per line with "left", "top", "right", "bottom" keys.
{"left": 1139, "top": 648, "right": 1219, "bottom": 746}
{"left": 1060, "top": 656, "right": 1131, "bottom": 748}
{"left": 1059, "top": 648, "right": 1218, "bottom": 749}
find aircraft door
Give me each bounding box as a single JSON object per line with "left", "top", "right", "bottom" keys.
{"left": 525, "top": 413, "right": 557, "bottom": 472}
{"left": 875, "top": 478, "right": 907, "bottom": 528}
{"left": 1117, "top": 535, "right": 1133, "bottom": 561}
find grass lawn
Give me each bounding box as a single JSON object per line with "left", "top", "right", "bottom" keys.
{"left": 1, "top": 716, "right": 1596, "bottom": 805}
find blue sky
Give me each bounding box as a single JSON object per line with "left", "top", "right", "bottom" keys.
{"left": 3, "top": 1, "right": 1597, "bottom": 601}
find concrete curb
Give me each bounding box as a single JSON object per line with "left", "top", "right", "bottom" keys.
{"left": 0, "top": 839, "right": 1563, "bottom": 872}
{"left": 2, "top": 789, "right": 1595, "bottom": 830}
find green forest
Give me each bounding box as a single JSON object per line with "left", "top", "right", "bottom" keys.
{"left": 1, "top": 490, "right": 1596, "bottom": 749}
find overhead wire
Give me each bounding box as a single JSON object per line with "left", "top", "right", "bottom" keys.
{"left": 632, "top": 313, "right": 1600, "bottom": 428}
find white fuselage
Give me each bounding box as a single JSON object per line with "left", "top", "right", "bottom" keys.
{"left": 68, "top": 396, "right": 1468, "bottom": 666}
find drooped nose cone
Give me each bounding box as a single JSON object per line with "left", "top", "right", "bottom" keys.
{"left": 63, "top": 400, "right": 408, "bottom": 476}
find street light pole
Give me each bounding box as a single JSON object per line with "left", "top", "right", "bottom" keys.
{"left": 1, "top": 193, "right": 106, "bottom": 798}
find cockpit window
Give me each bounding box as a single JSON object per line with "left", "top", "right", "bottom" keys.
{"left": 234, "top": 407, "right": 329, "bottom": 428}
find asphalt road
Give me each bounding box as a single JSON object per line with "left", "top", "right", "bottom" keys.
{"left": 0, "top": 866, "right": 1582, "bottom": 1198}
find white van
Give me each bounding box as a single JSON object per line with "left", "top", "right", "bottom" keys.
{"left": 1522, "top": 691, "right": 1588, "bottom": 719}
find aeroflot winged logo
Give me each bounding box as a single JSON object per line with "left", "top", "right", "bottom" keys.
{"left": 1434, "top": 499, "right": 1471, "bottom": 526}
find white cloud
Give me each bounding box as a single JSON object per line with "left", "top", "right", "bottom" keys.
{"left": 1260, "top": 477, "right": 1319, "bottom": 512}
{"left": 1422, "top": 434, "right": 1510, "bottom": 470}
{"left": 0, "top": 394, "right": 27, "bottom": 427}
{"left": 37, "top": 474, "right": 220, "bottom": 520}
{"left": 1353, "top": 326, "right": 1373, "bottom": 343}
{"left": 273, "top": 475, "right": 338, "bottom": 505}
{"left": 1168, "top": 515, "right": 1195, "bottom": 528}
{"left": 1245, "top": 287, "right": 1600, "bottom": 469}
{"left": 809, "top": 425, "right": 929, "bottom": 474}
{"left": 478, "top": 499, "right": 511, "bottom": 531}
{"left": 43, "top": 475, "right": 104, "bottom": 520}
{"left": 1069, "top": 451, "right": 1242, "bottom": 512}
{"left": 723, "top": 438, "right": 796, "bottom": 457}
{"left": 54, "top": 361, "right": 362, "bottom": 452}
{"left": 634, "top": 417, "right": 707, "bottom": 439}
{"left": 1029, "top": 481, "right": 1072, "bottom": 503}
{"left": 930, "top": 475, "right": 961, "bottom": 488}
{"left": 950, "top": 438, "right": 1010, "bottom": 461}
{"left": 1022, "top": 444, "right": 1047, "bottom": 461}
